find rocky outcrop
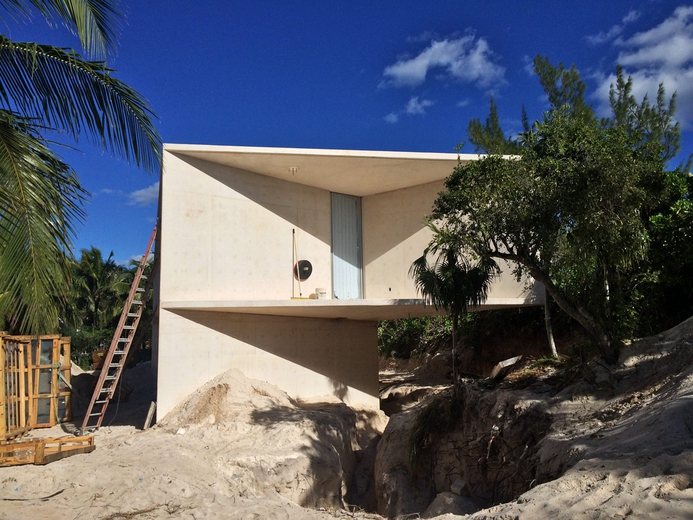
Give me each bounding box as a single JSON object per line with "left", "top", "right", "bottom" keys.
{"left": 376, "top": 315, "right": 693, "bottom": 519}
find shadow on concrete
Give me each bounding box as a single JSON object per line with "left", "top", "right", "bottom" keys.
{"left": 169, "top": 309, "right": 379, "bottom": 403}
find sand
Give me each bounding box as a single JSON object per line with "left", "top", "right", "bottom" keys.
{"left": 2, "top": 316, "right": 693, "bottom": 520}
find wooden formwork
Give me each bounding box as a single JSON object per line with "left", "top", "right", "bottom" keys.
{"left": 1, "top": 335, "right": 72, "bottom": 440}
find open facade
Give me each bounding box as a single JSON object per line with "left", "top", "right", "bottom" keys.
{"left": 154, "top": 145, "right": 544, "bottom": 420}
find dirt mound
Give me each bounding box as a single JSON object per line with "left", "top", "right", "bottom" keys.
{"left": 160, "top": 368, "right": 296, "bottom": 427}
{"left": 0, "top": 369, "right": 378, "bottom": 519}
{"left": 157, "top": 369, "right": 361, "bottom": 508}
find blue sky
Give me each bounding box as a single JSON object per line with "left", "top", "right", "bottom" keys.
{"left": 8, "top": 1, "right": 693, "bottom": 262}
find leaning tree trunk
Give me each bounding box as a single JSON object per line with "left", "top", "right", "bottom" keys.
{"left": 451, "top": 312, "right": 459, "bottom": 390}
{"left": 523, "top": 263, "right": 621, "bottom": 364}
{"left": 544, "top": 293, "right": 558, "bottom": 359}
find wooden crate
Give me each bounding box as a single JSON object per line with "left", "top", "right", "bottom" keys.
{"left": 1, "top": 335, "right": 72, "bottom": 440}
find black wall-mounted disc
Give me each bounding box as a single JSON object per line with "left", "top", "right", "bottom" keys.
{"left": 294, "top": 260, "right": 313, "bottom": 281}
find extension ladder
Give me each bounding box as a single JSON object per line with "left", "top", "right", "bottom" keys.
{"left": 80, "top": 226, "right": 157, "bottom": 432}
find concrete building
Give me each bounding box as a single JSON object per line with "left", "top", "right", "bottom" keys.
{"left": 154, "top": 145, "right": 543, "bottom": 420}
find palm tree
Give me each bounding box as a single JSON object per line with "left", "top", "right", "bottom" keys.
{"left": 0, "top": 1, "right": 161, "bottom": 334}
{"left": 410, "top": 222, "right": 499, "bottom": 386}
{"left": 70, "top": 247, "right": 130, "bottom": 330}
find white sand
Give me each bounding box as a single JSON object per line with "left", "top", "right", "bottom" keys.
{"left": 2, "top": 317, "right": 693, "bottom": 520}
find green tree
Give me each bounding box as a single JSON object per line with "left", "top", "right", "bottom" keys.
{"left": 434, "top": 57, "right": 687, "bottom": 364}
{"left": 0, "top": 1, "right": 161, "bottom": 334}
{"left": 410, "top": 222, "right": 499, "bottom": 384}
{"left": 467, "top": 96, "right": 523, "bottom": 154}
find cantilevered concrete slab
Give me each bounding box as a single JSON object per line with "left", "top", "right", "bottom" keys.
{"left": 162, "top": 294, "right": 544, "bottom": 321}
{"left": 164, "top": 144, "right": 476, "bottom": 197}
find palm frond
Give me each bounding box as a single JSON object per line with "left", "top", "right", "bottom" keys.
{"left": 0, "top": 109, "right": 87, "bottom": 334}
{"left": 0, "top": 0, "right": 123, "bottom": 57}
{"left": 0, "top": 37, "right": 161, "bottom": 172}
{"left": 410, "top": 223, "right": 500, "bottom": 315}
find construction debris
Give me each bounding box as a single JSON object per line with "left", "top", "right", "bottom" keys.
{"left": 0, "top": 435, "right": 94, "bottom": 467}
{"left": 489, "top": 355, "right": 523, "bottom": 381}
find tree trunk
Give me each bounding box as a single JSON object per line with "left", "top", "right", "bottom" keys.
{"left": 525, "top": 264, "right": 620, "bottom": 364}
{"left": 488, "top": 252, "right": 622, "bottom": 364}
{"left": 544, "top": 293, "right": 558, "bottom": 359}
{"left": 451, "top": 312, "right": 458, "bottom": 389}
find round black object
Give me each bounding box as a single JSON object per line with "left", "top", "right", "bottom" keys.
{"left": 294, "top": 260, "right": 313, "bottom": 281}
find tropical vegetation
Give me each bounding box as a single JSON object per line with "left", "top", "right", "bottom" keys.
{"left": 422, "top": 56, "right": 692, "bottom": 364}
{"left": 61, "top": 246, "right": 153, "bottom": 368}
{"left": 0, "top": 0, "right": 161, "bottom": 335}
{"left": 409, "top": 221, "right": 499, "bottom": 383}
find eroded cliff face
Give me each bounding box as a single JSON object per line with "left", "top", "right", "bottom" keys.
{"left": 375, "top": 315, "right": 693, "bottom": 519}
{"left": 375, "top": 384, "right": 552, "bottom": 517}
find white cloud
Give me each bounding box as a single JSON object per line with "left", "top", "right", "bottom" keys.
{"left": 381, "top": 35, "right": 505, "bottom": 89}
{"left": 593, "top": 6, "right": 693, "bottom": 127}
{"left": 128, "top": 182, "right": 159, "bottom": 206}
{"left": 616, "top": 6, "right": 693, "bottom": 68}
{"left": 98, "top": 188, "right": 124, "bottom": 196}
{"left": 384, "top": 96, "right": 435, "bottom": 124}
{"left": 384, "top": 112, "right": 399, "bottom": 124}
{"left": 405, "top": 96, "right": 434, "bottom": 115}
{"left": 457, "top": 99, "right": 470, "bottom": 108}
{"left": 586, "top": 10, "right": 640, "bottom": 45}
{"left": 522, "top": 55, "right": 535, "bottom": 76}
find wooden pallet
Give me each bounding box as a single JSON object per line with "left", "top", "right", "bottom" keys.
{"left": 0, "top": 435, "right": 95, "bottom": 466}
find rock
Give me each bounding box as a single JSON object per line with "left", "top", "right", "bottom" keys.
{"left": 450, "top": 478, "right": 468, "bottom": 496}
{"left": 415, "top": 351, "right": 452, "bottom": 379}
{"left": 375, "top": 403, "right": 435, "bottom": 517}
{"left": 422, "top": 491, "right": 483, "bottom": 517}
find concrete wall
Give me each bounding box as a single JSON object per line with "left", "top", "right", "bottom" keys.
{"left": 362, "top": 181, "right": 536, "bottom": 302}
{"left": 363, "top": 181, "right": 442, "bottom": 299}
{"left": 157, "top": 151, "right": 382, "bottom": 420}
{"left": 159, "top": 152, "right": 332, "bottom": 302}
{"left": 156, "top": 309, "right": 379, "bottom": 420}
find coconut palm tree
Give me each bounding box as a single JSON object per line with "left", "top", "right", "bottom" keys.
{"left": 410, "top": 222, "right": 499, "bottom": 386}
{"left": 70, "top": 247, "right": 130, "bottom": 330}
{"left": 0, "top": 1, "right": 161, "bottom": 334}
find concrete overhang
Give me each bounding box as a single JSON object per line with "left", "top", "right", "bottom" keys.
{"left": 161, "top": 298, "right": 543, "bottom": 321}
{"left": 164, "top": 144, "right": 479, "bottom": 197}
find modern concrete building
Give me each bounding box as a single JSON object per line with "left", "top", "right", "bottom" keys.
{"left": 154, "top": 145, "right": 543, "bottom": 420}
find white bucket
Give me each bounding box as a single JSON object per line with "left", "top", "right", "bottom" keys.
{"left": 315, "top": 288, "right": 327, "bottom": 299}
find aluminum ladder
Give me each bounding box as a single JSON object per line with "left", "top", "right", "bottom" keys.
{"left": 80, "top": 226, "right": 157, "bottom": 432}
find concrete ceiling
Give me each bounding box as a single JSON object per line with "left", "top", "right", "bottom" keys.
{"left": 164, "top": 144, "right": 479, "bottom": 197}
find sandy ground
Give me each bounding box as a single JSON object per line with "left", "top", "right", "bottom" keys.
{"left": 1, "top": 364, "right": 383, "bottom": 520}
{"left": 2, "top": 316, "right": 693, "bottom": 519}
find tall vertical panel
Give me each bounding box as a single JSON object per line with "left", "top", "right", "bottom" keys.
{"left": 331, "top": 193, "right": 362, "bottom": 299}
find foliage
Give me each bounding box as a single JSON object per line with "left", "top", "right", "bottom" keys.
{"left": 66, "top": 246, "right": 130, "bottom": 330}
{"left": 69, "top": 326, "right": 113, "bottom": 369}
{"left": 410, "top": 221, "right": 499, "bottom": 382}
{"left": 0, "top": 111, "right": 87, "bottom": 334}
{"left": 0, "top": 1, "right": 161, "bottom": 335}
{"left": 378, "top": 315, "right": 451, "bottom": 359}
{"left": 60, "top": 245, "right": 154, "bottom": 367}
{"left": 434, "top": 56, "right": 691, "bottom": 363}
{"left": 467, "top": 96, "right": 523, "bottom": 154}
